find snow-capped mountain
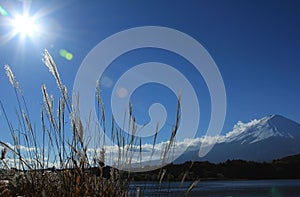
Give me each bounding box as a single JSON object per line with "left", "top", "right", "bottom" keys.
{"left": 223, "top": 114, "right": 299, "bottom": 144}
{"left": 177, "top": 115, "right": 300, "bottom": 163}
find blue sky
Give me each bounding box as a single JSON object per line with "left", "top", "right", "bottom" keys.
{"left": 0, "top": 0, "right": 299, "bottom": 145}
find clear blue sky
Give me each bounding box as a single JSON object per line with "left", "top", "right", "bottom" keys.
{"left": 0, "top": 0, "right": 299, "bottom": 144}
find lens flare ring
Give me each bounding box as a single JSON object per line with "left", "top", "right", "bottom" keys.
{"left": 73, "top": 26, "right": 226, "bottom": 172}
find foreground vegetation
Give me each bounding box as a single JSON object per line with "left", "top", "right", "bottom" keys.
{"left": 0, "top": 50, "right": 197, "bottom": 196}
{"left": 0, "top": 50, "right": 127, "bottom": 196}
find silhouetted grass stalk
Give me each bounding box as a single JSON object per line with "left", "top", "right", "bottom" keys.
{"left": 0, "top": 50, "right": 192, "bottom": 196}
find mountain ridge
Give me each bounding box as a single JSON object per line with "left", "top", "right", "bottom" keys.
{"left": 177, "top": 114, "right": 300, "bottom": 163}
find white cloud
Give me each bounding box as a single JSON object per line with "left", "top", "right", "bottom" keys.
{"left": 1, "top": 118, "right": 262, "bottom": 170}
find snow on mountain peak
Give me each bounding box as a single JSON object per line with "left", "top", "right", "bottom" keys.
{"left": 175, "top": 114, "right": 300, "bottom": 163}
{"left": 222, "top": 115, "right": 299, "bottom": 144}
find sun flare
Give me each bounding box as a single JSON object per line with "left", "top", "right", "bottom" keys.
{"left": 12, "top": 15, "right": 39, "bottom": 37}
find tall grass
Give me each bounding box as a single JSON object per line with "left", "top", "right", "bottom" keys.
{"left": 0, "top": 50, "right": 196, "bottom": 196}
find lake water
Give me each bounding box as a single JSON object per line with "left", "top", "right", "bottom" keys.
{"left": 129, "top": 179, "right": 300, "bottom": 196}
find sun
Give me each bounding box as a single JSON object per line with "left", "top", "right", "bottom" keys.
{"left": 11, "top": 14, "right": 39, "bottom": 37}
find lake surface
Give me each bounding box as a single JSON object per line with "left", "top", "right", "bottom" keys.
{"left": 129, "top": 179, "right": 300, "bottom": 196}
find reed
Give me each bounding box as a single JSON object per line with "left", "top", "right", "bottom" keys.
{"left": 0, "top": 50, "right": 196, "bottom": 196}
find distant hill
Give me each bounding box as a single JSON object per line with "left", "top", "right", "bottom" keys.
{"left": 129, "top": 154, "right": 300, "bottom": 181}
{"left": 273, "top": 153, "right": 300, "bottom": 164}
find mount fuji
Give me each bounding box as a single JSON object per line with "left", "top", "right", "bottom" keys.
{"left": 177, "top": 115, "right": 300, "bottom": 163}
